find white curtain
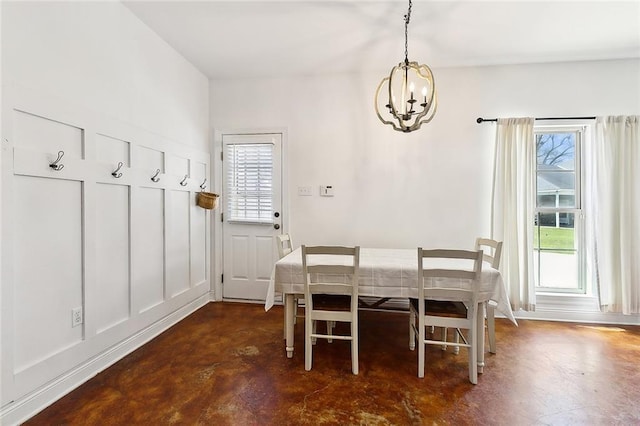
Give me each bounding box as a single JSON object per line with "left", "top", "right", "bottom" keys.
{"left": 491, "top": 118, "right": 536, "bottom": 312}
{"left": 588, "top": 116, "right": 640, "bottom": 314}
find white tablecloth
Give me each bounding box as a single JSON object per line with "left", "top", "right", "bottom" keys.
{"left": 265, "top": 247, "right": 518, "bottom": 325}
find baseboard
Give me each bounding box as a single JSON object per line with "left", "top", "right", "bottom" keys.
{"left": 0, "top": 294, "right": 209, "bottom": 426}
{"left": 222, "top": 297, "right": 267, "bottom": 305}
{"left": 509, "top": 309, "right": 640, "bottom": 325}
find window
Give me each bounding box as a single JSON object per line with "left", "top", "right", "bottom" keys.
{"left": 534, "top": 126, "right": 585, "bottom": 294}
{"left": 225, "top": 143, "right": 274, "bottom": 223}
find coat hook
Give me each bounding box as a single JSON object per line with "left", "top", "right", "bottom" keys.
{"left": 151, "top": 168, "right": 161, "bottom": 182}
{"left": 200, "top": 178, "right": 207, "bottom": 190}
{"left": 112, "top": 161, "right": 124, "bottom": 178}
{"left": 180, "top": 174, "right": 189, "bottom": 186}
{"left": 49, "top": 150, "right": 65, "bottom": 171}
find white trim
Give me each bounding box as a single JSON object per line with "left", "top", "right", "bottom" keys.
{"left": 535, "top": 293, "right": 599, "bottom": 312}
{"left": 511, "top": 309, "right": 640, "bottom": 326}
{"left": 0, "top": 295, "right": 209, "bottom": 426}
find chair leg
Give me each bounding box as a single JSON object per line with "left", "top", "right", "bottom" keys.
{"left": 409, "top": 309, "right": 416, "bottom": 350}
{"left": 442, "top": 327, "right": 448, "bottom": 351}
{"left": 453, "top": 329, "right": 460, "bottom": 355}
{"left": 469, "top": 313, "right": 478, "bottom": 384}
{"left": 487, "top": 304, "right": 496, "bottom": 354}
{"left": 327, "top": 321, "right": 335, "bottom": 343}
{"left": 312, "top": 320, "right": 317, "bottom": 345}
{"left": 418, "top": 318, "right": 425, "bottom": 378}
{"left": 351, "top": 321, "right": 358, "bottom": 375}
{"left": 305, "top": 315, "right": 313, "bottom": 371}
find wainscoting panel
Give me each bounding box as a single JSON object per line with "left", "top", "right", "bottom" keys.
{"left": 166, "top": 190, "right": 191, "bottom": 298}
{"left": 191, "top": 161, "right": 208, "bottom": 286}
{"left": 1, "top": 88, "right": 211, "bottom": 417}
{"left": 13, "top": 110, "right": 83, "bottom": 159}
{"left": 94, "top": 182, "right": 131, "bottom": 334}
{"left": 134, "top": 187, "right": 166, "bottom": 313}
{"left": 95, "top": 134, "right": 130, "bottom": 167}
{"left": 134, "top": 145, "right": 164, "bottom": 181}
{"left": 12, "top": 175, "right": 84, "bottom": 374}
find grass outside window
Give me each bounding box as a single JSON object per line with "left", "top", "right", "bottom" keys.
{"left": 534, "top": 226, "right": 575, "bottom": 253}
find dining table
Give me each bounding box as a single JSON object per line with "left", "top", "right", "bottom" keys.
{"left": 264, "top": 247, "right": 517, "bottom": 372}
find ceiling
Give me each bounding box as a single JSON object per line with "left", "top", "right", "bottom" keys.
{"left": 123, "top": 1, "right": 640, "bottom": 80}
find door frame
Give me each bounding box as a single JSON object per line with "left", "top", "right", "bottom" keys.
{"left": 211, "top": 128, "right": 289, "bottom": 302}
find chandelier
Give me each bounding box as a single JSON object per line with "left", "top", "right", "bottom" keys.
{"left": 375, "top": 0, "right": 437, "bottom": 133}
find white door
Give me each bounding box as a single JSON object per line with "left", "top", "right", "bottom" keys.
{"left": 222, "top": 133, "right": 282, "bottom": 300}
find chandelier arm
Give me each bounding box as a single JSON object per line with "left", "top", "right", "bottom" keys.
{"left": 416, "top": 95, "right": 438, "bottom": 129}
{"left": 375, "top": 76, "right": 404, "bottom": 132}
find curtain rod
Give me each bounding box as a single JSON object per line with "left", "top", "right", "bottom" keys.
{"left": 476, "top": 116, "right": 596, "bottom": 124}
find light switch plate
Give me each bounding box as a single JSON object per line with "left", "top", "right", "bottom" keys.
{"left": 298, "top": 186, "right": 312, "bottom": 196}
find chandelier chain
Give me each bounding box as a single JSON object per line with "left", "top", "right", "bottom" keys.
{"left": 404, "top": 0, "right": 412, "bottom": 63}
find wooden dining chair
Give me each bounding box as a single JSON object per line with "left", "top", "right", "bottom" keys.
{"left": 443, "top": 237, "right": 504, "bottom": 355}
{"left": 302, "top": 245, "right": 360, "bottom": 375}
{"left": 475, "top": 237, "right": 503, "bottom": 354}
{"left": 277, "top": 234, "right": 305, "bottom": 332}
{"left": 409, "top": 248, "right": 484, "bottom": 384}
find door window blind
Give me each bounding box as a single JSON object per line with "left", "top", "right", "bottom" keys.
{"left": 225, "top": 143, "right": 274, "bottom": 223}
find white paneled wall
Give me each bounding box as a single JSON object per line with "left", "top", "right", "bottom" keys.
{"left": 1, "top": 2, "right": 209, "bottom": 422}
{"left": 1, "top": 87, "right": 211, "bottom": 416}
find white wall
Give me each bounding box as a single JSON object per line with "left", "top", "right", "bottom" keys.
{"left": 2, "top": 1, "right": 209, "bottom": 150}
{"left": 210, "top": 59, "right": 640, "bottom": 249}
{"left": 1, "top": 2, "right": 210, "bottom": 424}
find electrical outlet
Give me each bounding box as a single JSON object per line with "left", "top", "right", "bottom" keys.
{"left": 72, "top": 307, "right": 83, "bottom": 327}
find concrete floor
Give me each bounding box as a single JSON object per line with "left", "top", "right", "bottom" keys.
{"left": 26, "top": 302, "right": 640, "bottom": 425}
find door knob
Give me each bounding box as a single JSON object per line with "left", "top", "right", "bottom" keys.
{"left": 274, "top": 224, "right": 280, "bottom": 230}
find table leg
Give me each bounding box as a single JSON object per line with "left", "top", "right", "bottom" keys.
{"left": 285, "top": 293, "right": 295, "bottom": 358}
{"left": 477, "top": 301, "right": 485, "bottom": 374}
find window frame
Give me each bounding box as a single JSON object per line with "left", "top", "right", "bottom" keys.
{"left": 533, "top": 124, "right": 587, "bottom": 295}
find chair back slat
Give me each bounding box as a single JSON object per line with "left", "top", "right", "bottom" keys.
{"left": 475, "top": 237, "right": 503, "bottom": 269}
{"left": 308, "top": 283, "right": 355, "bottom": 295}
{"left": 422, "top": 268, "right": 478, "bottom": 280}
{"left": 277, "top": 234, "right": 293, "bottom": 259}
{"left": 423, "top": 288, "right": 474, "bottom": 303}
{"left": 307, "top": 264, "right": 355, "bottom": 275}
{"left": 303, "top": 246, "right": 356, "bottom": 256}
{"left": 301, "top": 245, "right": 360, "bottom": 299}
{"left": 417, "top": 248, "right": 483, "bottom": 304}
